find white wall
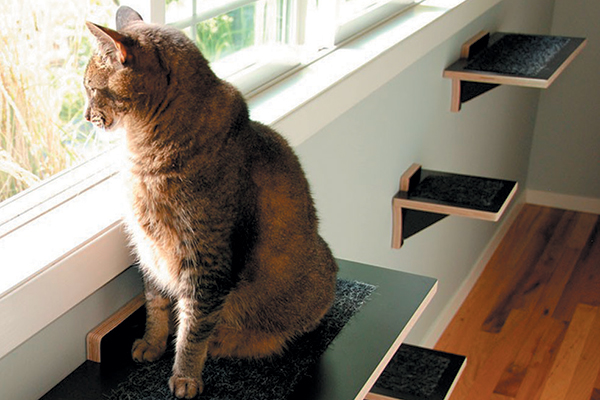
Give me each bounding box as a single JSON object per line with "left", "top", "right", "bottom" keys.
{"left": 528, "top": 0, "right": 600, "bottom": 203}
{"left": 0, "top": 267, "right": 143, "bottom": 400}
{"left": 296, "top": 0, "right": 555, "bottom": 344}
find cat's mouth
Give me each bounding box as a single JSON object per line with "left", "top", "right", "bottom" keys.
{"left": 88, "top": 112, "right": 117, "bottom": 130}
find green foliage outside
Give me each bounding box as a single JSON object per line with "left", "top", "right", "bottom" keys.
{"left": 0, "top": 0, "right": 254, "bottom": 203}
{"left": 0, "top": 0, "right": 116, "bottom": 203}
{"left": 192, "top": 4, "right": 256, "bottom": 63}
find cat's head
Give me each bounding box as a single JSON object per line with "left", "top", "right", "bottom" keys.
{"left": 83, "top": 6, "right": 210, "bottom": 131}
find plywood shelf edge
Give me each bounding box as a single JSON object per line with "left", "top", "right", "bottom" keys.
{"left": 86, "top": 293, "right": 145, "bottom": 363}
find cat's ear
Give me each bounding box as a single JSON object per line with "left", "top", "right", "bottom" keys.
{"left": 86, "top": 22, "right": 134, "bottom": 65}
{"left": 116, "top": 6, "right": 143, "bottom": 31}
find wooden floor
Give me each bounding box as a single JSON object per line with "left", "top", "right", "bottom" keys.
{"left": 435, "top": 204, "right": 600, "bottom": 400}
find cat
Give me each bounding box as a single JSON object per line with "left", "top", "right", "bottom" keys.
{"left": 84, "top": 6, "right": 338, "bottom": 399}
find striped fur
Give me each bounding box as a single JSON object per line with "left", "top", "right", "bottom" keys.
{"left": 85, "top": 7, "right": 337, "bottom": 399}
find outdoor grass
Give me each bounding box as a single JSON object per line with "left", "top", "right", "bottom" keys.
{"left": 0, "top": 0, "right": 254, "bottom": 204}
{"left": 0, "top": 0, "right": 116, "bottom": 202}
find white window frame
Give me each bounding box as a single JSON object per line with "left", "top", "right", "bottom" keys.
{"left": 0, "top": 0, "right": 489, "bottom": 362}
{"left": 128, "top": 0, "right": 307, "bottom": 94}
{"left": 335, "top": 0, "right": 424, "bottom": 44}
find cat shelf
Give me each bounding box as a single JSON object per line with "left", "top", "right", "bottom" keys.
{"left": 366, "top": 344, "right": 466, "bottom": 400}
{"left": 41, "top": 260, "right": 438, "bottom": 400}
{"left": 392, "top": 164, "right": 518, "bottom": 249}
{"left": 443, "top": 31, "right": 587, "bottom": 112}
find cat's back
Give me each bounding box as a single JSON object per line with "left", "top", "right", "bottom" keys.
{"left": 241, "top": 120, "right": 316, "bottom": 215}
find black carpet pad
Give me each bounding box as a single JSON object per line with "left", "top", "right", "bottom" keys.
{"left": 108, "top": 278, "right": 375, "bottom": 400}
{"left": 466, "top": 34, "right": 571, "bottom": 77}
{"left": 411, "top": 174, "right": 507, "bottom": 210}
{"left": 371, "top": 344, "right": 466, "bottom": 400}
{"left": 377, "top": 345, "right": 450, "bottom": 398}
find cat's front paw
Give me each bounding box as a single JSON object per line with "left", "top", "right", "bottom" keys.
{"left": 169, "top": 374, "right": 203, "bottom": 399}
{"left": 131, "top": 338, "right": 165, "bottom": 362}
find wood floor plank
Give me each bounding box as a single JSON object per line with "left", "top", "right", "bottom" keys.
{"left": 443, "top": 310, "right": 524, "bottom": 400}
{"left": 493, "top": 315, "right": 555, "bottom": 397}
{"left": 553, "top": 219, "right": 600, "bottom": 322}
{"left": 481, "top": 207, "right": 565, "bottom": 333}
{"left": 539, "top": 304, "right": 598, "bottom": 400}
{"left": 457, "top": 311, "right": 529, "bottom": 400}
{"left": 438, "top": 206, "right": 564, "bottom": 353}
{"left": 494, "top": 364, "right": 526, "bottom": 397}
{"left": 436, "top": 206, "right": 600, "bottom": 400}
{"left": 516, "top": 210, "right": 581, "bottom": 310}
{"left": 565, "top": 306, "right": 600, "bottom": 400}
{"left": 523, "top": 212, "right": 598, "bottom": 318}
{"left": 484, "top": 210, "right": 576, "bottom": 338}
{"left": 514, "top": 318, "right": 567, "bottom": 400}
{"left": 495, "top": 210, "right": 599, "bottom": 399}
{"left": 491, "top": 393, "right": 514, "bottom": 400}
{"left": 594, "top": 366, "right": 600, "bottom": 394}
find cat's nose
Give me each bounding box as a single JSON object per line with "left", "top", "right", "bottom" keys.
{"left": 84, "top": 107, "right": 91, "bottom": 122}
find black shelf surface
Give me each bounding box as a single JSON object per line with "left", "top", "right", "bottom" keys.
{"left": 404, "top": 169, "right": 518, "bottom": 215}
{"left": 41, "top": 260, "right": 437, "bottom": 400}
{"left": 444, "top": 32, "right": 587, "bottom": 87}
{"left": 368, "top": 344, "right": 466, "bottom": 400}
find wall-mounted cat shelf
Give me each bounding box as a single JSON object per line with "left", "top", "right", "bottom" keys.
{"left": 444, "top": 31, "right": 587, "bottom": 112}
{"left": 392, "top": 164, "right": 518, "bottom": 249}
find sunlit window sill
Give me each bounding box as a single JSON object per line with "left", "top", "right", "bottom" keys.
{"left": 0, "top": 0, "right": 502, "bottom": 361}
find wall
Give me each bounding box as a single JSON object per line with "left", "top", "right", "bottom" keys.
{"left": 527, "top": 0, "right": 600, "bottom": 205}
{"left": 1, "top": 0, "right": 560, "bottom": 398}
{"left": 296, "top": 0, "right": 554, "bottom": 344}
{"left": 0, "top": 267, "right": 143, "bottom": 400}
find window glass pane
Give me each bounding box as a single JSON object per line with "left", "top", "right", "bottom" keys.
{"left": 0, "top": 0, "right": 422, "bottom": 208}
{"left": 195, "top": 3, "right": 258, "bottom": 62}
{"left": 166, "top": 0, "right": 293, "bottom": 64}
{"left": 0, "top": 0, "right": 116, "bottom": 204}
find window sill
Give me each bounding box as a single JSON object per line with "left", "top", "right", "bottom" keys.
{"left": 0, "top": 174, "right": 136, "bottom": 360}
{"left": 0, "top": 0, "right": 502, "bottom": 361}
{"left": 249, "top": 0, "right": 502, "bottom": 145}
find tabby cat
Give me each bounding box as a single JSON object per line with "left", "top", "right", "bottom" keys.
{"left": 84, "top": 6, "right": 338, "bottom": 399}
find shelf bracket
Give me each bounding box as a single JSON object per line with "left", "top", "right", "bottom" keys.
{"left": 449, "top": 31, "right": 497, "bottom": 112}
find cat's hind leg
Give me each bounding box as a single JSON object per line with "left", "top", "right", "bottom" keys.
{"left": 208, "top": 324, "right": 288, "bottom": 358}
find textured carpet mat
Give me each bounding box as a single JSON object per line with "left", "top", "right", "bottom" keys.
{"left": 108, "top": 278, "right": 376, "bottom": 400}
{"left": 376, "top": 345, "right": 451, "bottom": 398}
{"left": 371, "top": 344, "right": 466, "bottom": 400}
{"left": 466, "top": 34, "right": 571, "bottom": 77}
{"left": 411, "top": 174, "right": 507, "bottom": 210}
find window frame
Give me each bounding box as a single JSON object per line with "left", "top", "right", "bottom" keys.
{"left": 0, "top": 0, "right": 488, "bottom": 362}
{"left": 334, "top": 0, "right": 424, "bottom": 44}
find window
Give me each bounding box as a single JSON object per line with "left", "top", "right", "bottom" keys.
{"left": 0, "top": 0, "right": 117, "bottom": 207}
{"left": 0, "top": 0, "right": 427, "bottom": 293}
{"left": 163, "top": 0, "right": 302, "bottom": 93}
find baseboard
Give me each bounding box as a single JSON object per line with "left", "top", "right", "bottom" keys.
{"left": 526, "top": 189, "right": 600, "bottom": 215}
{"left": 419, "top": 193, "right": 526, "bottom": 348}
